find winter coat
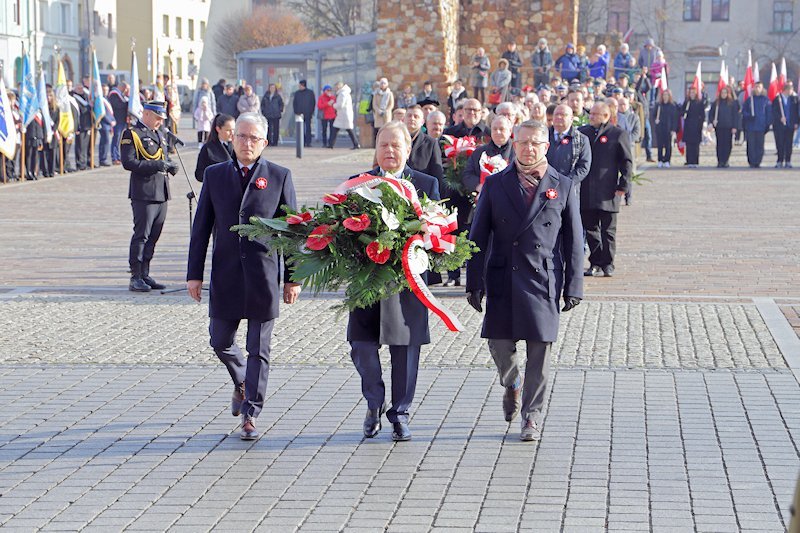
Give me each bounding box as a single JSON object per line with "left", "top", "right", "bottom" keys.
{"left": 333, "top": 85, "right": 355, "bottom": 129}
{"left": 742, "top": 95, "right": 771, "bottom": 132}
{"left": 218, "top": 93, "right": 239, "bottom": 118}
{"left": 471, "top": 55, "right": 491, "bottom": 88}
{"left": 317, "top": 93, "right": 337, "bottom": 120}
{"left": 709, "top": 99, "right": 740, "bottom": 130}
{"left": 237, "top": 93, "right": 260, "bottom": 115}
{"left": 192, "top": 87, "right": 216, "bottom": 115}
{"left": 555, "top": 53, "right": 581, "bottom": 82}
{"left": 292, "top": 87, "right": 316, "bottom": 118}
{"left": 613, "top": 52, "right": 635, "bottom": 78}
{"left": 681, "top": 98, "right": 707, "bottom": 144}
{"left": 371, "top": 89, "right": 394, "bottom": 128}
{"left": 260, "top": 92, "right": 284, "bottom": 119}
{"left": 194, "top": 106, "right": 214, "bottom": 132}
{"left": 531, "top": 48, "right": 553, "bottom": 74}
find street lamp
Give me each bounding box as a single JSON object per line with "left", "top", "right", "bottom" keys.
{"left": 188, "top": 49, "right": 196, "bottom": 88}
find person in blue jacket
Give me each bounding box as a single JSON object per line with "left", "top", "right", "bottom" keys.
{"left": 742, "top": 81, "right": 771, "bottom": 168}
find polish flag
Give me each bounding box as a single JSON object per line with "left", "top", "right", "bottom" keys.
{"left": 743, "top": 51, "right": 754, "bottom": 100}
{"left": 622, "top": 27, "right": 634, "bottom": 43}
{"left": 691, "top": 62, "right": 703, "bottom": 97}
{"left": 753, "top": 61, "right": 760, "bottom": 83}
{"left": 716, "top": 60, "right": 728, "bottom": 97}
{"left": 768, "top": 62, "right": 782, "bottom": 101}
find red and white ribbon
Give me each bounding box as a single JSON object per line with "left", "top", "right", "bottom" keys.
{"left": 402, "top": 235, "right": 462, "bottom": 332}
{"left": 334, "top": 173, "right": 423, "bottom": 216}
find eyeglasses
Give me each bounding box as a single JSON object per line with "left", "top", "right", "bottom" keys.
{"left": 463, "top": 107, "right": 482, "bottom": 112}
{"left": 235, "top": 134, "right": 264, "bottom": 144}
{"left": 515, "top": 140, "right": 548, "bottom": 149}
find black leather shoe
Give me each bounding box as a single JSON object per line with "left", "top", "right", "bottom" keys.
{"left": 503, "top": 386, "right": 521, "bottom": 422}
{"left": 584, "top": 266, "right": 602, "bottom": 277}
{"left": 603, "top": 265, "right": 615, "bottom": 277}
{"left": 363, "top": 404, "right": 385, "bottom": 438}
{"left": 391, "top": 422, "right": 411, "bottom": 441}
{"left": 142, "top": 276, "right": 166, "bottom": 290}
{"left": 443, "top": 279, "right": 461, "bottom": 287}
{"left": 231, "top": 384, "right": 245, "bottom": 417}
{"left": 129, "top": 277, "right": 151, "bottom": 292}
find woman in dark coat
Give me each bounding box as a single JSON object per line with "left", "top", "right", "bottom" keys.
{"left": 194, "top": 113, "right": 234, "bottom": 182}
{"left": 260, "top": 84, "right": 284, "bottom": 147}
{"left": 681, "top": 87, "right": 707, "bottom": 167}
{"left": 652, "top": 89, "right": 679, "bottom": 167}
{"left": 708, "top": 86, "right": 740, "bottom": 167}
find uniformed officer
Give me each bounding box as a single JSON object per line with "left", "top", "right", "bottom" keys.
{"left": 121, "top": 101, "right": 178, "bottom": 292}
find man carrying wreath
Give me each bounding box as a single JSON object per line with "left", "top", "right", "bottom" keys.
{"left": 466, "top": 120, "right": 583, "bottom": 442}
{"left": 347, "top": 121, "right": 440, "bottom": 442}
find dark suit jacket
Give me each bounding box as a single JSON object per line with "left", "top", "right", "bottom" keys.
{"left": 195, "top": 139, "right": 233, "bottom": 182}
{"left": 466, "top": 164, "right": 583, "bottom": 342}
{"left": 121, "top": 121, "right": 171, "bottom": 202}
{"left": 408, "top": 132, "right": 444, "bottom": 181}
{"left": 772, "top": 94, "right": 800, "bottom": 129}
{"left": 546, "top": 126, "right": 591, "bottom": 184}
{"left": 187, "top": 158, "right": 296, "bottom": 322}
{"left": 578, "top": 123, "right": 632, "bottom": 212}
{"left": 347, "top": 166, "right": 440, "bottom": 346}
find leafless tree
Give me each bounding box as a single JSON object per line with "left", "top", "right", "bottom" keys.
{"left": 288, "top": 0, "right": 377, "bottom": 38}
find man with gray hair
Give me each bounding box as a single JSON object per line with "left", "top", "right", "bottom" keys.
{"left": 187, "top": 112, "right": 301, "bottom": 441}
{"left": 466, "top": 120, "right": 583, "bottom": 441}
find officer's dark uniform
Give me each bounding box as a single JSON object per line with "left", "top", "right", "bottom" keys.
{"left": 121, "top": 102, "right": 177, "bottom": 291}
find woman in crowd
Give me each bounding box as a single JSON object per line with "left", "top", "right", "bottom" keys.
{"left": 193, "top": 96, "right": 214, "bottom": 145}
{"left": 397, "top": 84, "right": 417, "bottom": 109}
{"left": 708, "top": 86, "right": 739, "bottom": 168}
{"left": 330, "top": 82, "right": 360, "bottom": 150}
{"left": 489, "top": 58, "right": 512, "bottom": 106}
{"left": 681, "top": 86, "right": 707, "bottom": 167}
{"left": 653, "top": 89, "right": 679, "bottom": 167}
{"left": 575, "top": 45, "right": 590, "bottom": 82}
{"left": 317, "top": 85, "right": 337, "bottom": 148}
{"left": 237, "top": 85, "right": 260, "bottom": 115}
{"left": 42, "top": 85, "right": 60, "bottom": 177}
{"left": 260, "top": 84, "right": 284, "bottom": 147}
{"left": 471, "top": 48, "right": 491, "bottom": 104}
{"left": 194, "top": 113, "right": 234, "bottom": 182}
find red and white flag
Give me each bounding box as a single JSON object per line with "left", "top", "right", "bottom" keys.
{"left": 622, "top": 27, "right": 634, "bottom": 43}
{"left": 743, "top": 50, "right": 754, "bottom": 100}
{"left": 654, "top": 68, "right": 668, "bottom": 93}
{"left": 753, "top": 61, "right": 760, "bottom": 83}
{"left": 716, "top": 60, "right": 728, "bottom": 97}
{"left": 691, "top": 62, "right": 703, "bottom": 97}
{"left": 768, "top": 62, "right": 782, "bottom": 101}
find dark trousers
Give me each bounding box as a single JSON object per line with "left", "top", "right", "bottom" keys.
{"left": 488, "top": 339, "right": 551, "bottom": 423}
{"left": 657, "top": 137, "right": 672, "bottom": 163}
{"left": 24, "top": 142, "right": 39, "bottom": 179}
{"left": 98, "top": 125, "right": 112, "bottom": 164}
{"left": 473, "top": 86, "right": 485, "bottom": 104}
{"left": 320, "top": 119, "right": 334, "bottom": 147}
{"left": 774, "top": 125, "right": 794, "bottom": 163}
{"left": 129, "top": 200, "right": 167, "bottom": 276}
{"left": 265, "top": 118, "right": 280, "bottom": 146}
{"left": 210, "top": 318, "right": 275, "bottom": 419}
{"left": 350, "top": 341, "right": 420, "bottom": 424}
{"left": 685, "top": 142, "right": 700, "bottom": 165}
{"left": 715, "top": 128, "right": 733, "bottom": 165}
{"left": 642, "top": 120, "right": 653, "bottom": 159}
{"left": 581, "top": 209, "right": 617, "bottom": 268}
{"left": 74, "top": 130, "right": 89, "bottom": 169}
{"left": 111, "top": 123, "right": 125, "bottom": 162}
{"left": 40, "top": 145, "right": 55, "bottom": 176}
{"left": 329, "top": 127, "right": 359, "bottom": 148}
{"left": 746, "top": 130, "right": 765, "bottom": 167}
{"left": 302, "top": 115, "right": 312, "bottom": 146}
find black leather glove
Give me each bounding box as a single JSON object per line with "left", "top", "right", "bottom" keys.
{"left": 165, "top": 161, "right": 179, "bottom": 176}
{"left": 562, "top": 296, "right": 581, "bottom": 312}
{"left": 467, "top": 290, "right": 484, "bottom": 312}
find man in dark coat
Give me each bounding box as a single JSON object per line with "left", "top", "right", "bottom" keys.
{"left": 771, "top": 81, "right": 800, "bottom": 168}
{"left": 742, "top": 82, "right": 771, "bottom": 168}
{"left": 502, "top": 42, "right": 523, "bottom": 90}
{"left": 187, "top": 112, "right": 301, "bottom": 441}
{"left": 260, "top": 84, "right": 284, "bottom": 147}
{"left": 578, "top": 102, "right": 632, "bottom": 277}
{"left": 71, "top": 77, "right": 92, "bottom": 170}
{"left": 404, "top": 105, "right": 443, "bottom": 180}
{"left": 107, "top": 82, "right": 129, "bottom": 165}
{"left": 347, "top": 121, "right": 439, "bottom": 442}
{"left": 466, "top": 120, "right": 583, "bottom": 441}
{"left": 442, "top": 98, "right": 489, "bottom": 286}
{"left": 547, "top": 104, "right": 591, "bottom": 185}
{"left": 292, "top": 80, "right": 316, "bottom": 147}
{"left": 121, "top": 102, "right": 178, "bottom": 292}
{"left": 463, "top": 115, "right": 515, "bottom": 195}
{"left": 217, "top": 84, "right": 239, "bottom": 118}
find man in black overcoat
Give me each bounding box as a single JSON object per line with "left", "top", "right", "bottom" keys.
{"left": 578, "top": 102, "right": 632, "bottom": 277}
{"left": 347, "top": 121, "right": 440, "bottom": 442}
{"left": 292, "top": 80, "right": 316, "bottom": 147}
{"left": 462, "top": 115, "right": 515, "bottom": 195}
{"left": 547, "top": 104, "right": 591, "bottom": 186}
{"left": 466, "top": 120, "right": 583, "bottom": 441}
{"left": 772, "top": 81, "right": 800, "bottom": 168}
{"left": 404, "top": 105, "right": 443, "bottom": 180}
{"left": 187, "top": 113, "right": 301, "bottom": 440}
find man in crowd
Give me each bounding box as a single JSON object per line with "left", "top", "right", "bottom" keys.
{"left": 548, "top": 104, "right": 591, "bottom": 186}
{"left": 466, "top": 120, "right": 583, "bottom": 441}
{"left": 447, "top": 79, "right": 468, "bottom": 124}
{"left": 743, "top": 81, "right": 771, "bottom": 168}
{"left": 347, "top": 121, "right": 439, "bottom": 442}
{"left": 532, "top": 38, "right": 553, "bottom": 89}
{"left": 261, "top": 84, "right": 284, "bottom": 147}
{"left": 292, "top": 80, "right": 316, "bottom": 147}
{"left": 107, "top": 82, "right": 129, "bottom": 165}
{"left": 567, "top": 89, "right": 589, "bottom": 127}
{"left": 772, "top": 81, "right": 799, "bottom": 168}
{"left": 462, "top": 115, "right": 515, "bottom": 196}
{"left": 71, "top": 76, "right": 92, "bottom": 170}
{"left": 426, "top": 110, "right": 447, "bottom": 140}
{"left": 417, "top": 80, "right": 438, "bottom": 104}
{"left": 405, "top": 105, "right": 443, "bottom": 180}
{"left": 218, "top": 84, "right": 239, "bottom": 118}
{"left": 120, "top": 102, "right": 178, "bottom": 292}
{"left": 187, "top": 113, "right": 301, "bottom": 441}
{"left": 502, "top": 42, "right": 523, "bottom": 90}
{"left": 578, "top": 102, "right": 632, "bottom": 278}
{"left": 555, "top": 43, "right": 580, "bottom": 84}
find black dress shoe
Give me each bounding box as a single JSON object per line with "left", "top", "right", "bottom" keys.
{"left": 363, "top": 404, "right": 386, "bottom": 438}
{"left": 443, "top": 279, "right": 461, "bottom": 287}
{"left": 391, "top": 422, "right": 411, "bottom": 441}
{"left": 603, "top": 265, "right": 615, "bottom": 277}
{"left": 129, "top": 277, "right": 151, "bottom": 292}
{"left": 584, "top": 265, "right": 602, "bottom": 277}
{"left": 231, "top": 384, "right": 245, "bottom": 417}
{"left": 142, "top": 276, "right": 166, "bottom": 290}
{"left": 503, "top": 386, "right": 521, "bottom": 422}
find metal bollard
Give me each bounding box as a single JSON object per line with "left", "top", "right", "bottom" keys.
{"left": 295, "top": 115, "right": 304, "bottom": 159}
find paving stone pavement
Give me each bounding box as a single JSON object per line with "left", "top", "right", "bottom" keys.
{"left": 1, "top": 142, "right": 799, "bottom": 532}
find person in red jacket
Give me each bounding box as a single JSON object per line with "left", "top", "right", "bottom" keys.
{"left": 317, "top": 85, "right": 337, "bottom": 148}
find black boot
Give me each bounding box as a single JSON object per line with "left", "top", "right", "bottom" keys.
{"left": 347, "top": 130, "right": 360, "bottom": 149}
{"left": 129, "top": 277, "right": 151, "bottom": 292}
{"left": 141, "top": 261, "right": 165, "bottom": 290}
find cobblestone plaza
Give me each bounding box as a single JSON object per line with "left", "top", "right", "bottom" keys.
{"left": 0, "top": 143, "right": 798, "bottom": 532}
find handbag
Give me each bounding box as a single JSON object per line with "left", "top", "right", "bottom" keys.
{"left": 488, "top": 89, "right": 502, "bottom": 105}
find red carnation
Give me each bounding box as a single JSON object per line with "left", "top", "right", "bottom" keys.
{"left": 342, "top": 213, "right": 371, "bottom": 232}
{"left": 323, "top": 193, "right": 348, "bottom": 204}
{"left": 366, "top": 241, "right": 391, "bottom": 264}
{"left": 287, "top": 212, "right": 313, "bottom": 225}
{"left": 306, "top": 224, "right": 334, "bottom": 251}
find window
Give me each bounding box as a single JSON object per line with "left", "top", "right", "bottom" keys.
{"left": 164, "top": 56, "right": 170, "bottom": 76}
{"left": 176, "top": 17, "right": 182, "bottom": 38}
{"left": 188, "top": 19, "right": 194, "bottom": 40}
{"left": 163, "top": 14, "right": 169, "bottom": 36}
{"left": 200, "top": 21, "right": 206, "bottom": 40}
{"left": 39, "top": 0, "right": 47, "bottom": 30}
{"left": 108, "top": 13, "right": 113, "bottom": 38}
{"left": 177, "top": 57, "right": 183, "bottom": 77}
{"left": 711, "top": 0, "right": 729, "bottom": 20}
{"left": 607, "top": 0, "right": 631, "bottom": 33}
{"left": 60, "top": 3, "right": 70, "bottom": 33}
{"left": 774, "top": 1, "right": 793, "bottom": 31}
{"left": 683, "top": 0, "right": 701, "bottom": 20}
{"left": 93, "top": 10, "right": 100, "bottom": 34}
{"left": 13, "top": 0, "right": 20, "bottom": 24}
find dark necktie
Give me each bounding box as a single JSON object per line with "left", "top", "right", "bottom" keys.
{"left": 240, "top": 166, "right": 249, "bottom": 191}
